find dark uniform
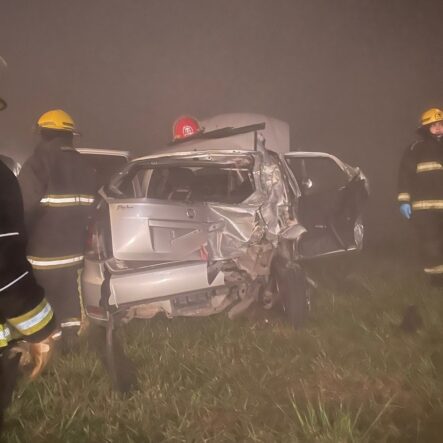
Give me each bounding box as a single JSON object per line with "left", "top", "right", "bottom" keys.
{"left": 18, "top": 132, "right": 96, "bottom": 336}
{"left": 0, "top": 159, "right": 55, "bottom": 428}
{"left": 398, "top": 133, "right": 443, "bottom": 277}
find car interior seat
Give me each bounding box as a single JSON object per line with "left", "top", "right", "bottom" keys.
{"left": 166, "top": 167, "right": 195, "bottom": 201}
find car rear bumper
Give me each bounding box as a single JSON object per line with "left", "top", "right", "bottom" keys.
{"left": 81, "top": 257, "right": 228, "bottom": 322}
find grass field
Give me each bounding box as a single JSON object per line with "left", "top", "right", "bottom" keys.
{"left": 3, "top": 245, "right": 443, "bottom": 442}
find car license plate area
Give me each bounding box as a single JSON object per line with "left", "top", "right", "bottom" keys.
{"left": 172, "top": 291, "right": 210, "bottom": 311}
{"left": 151, "top": 227, "right": 192, "bottom": 253}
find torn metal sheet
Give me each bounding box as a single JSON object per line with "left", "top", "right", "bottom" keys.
{"left": 200, "top": 146, "right": 302, "bottom": 278}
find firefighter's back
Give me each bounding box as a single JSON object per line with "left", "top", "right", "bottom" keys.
{"left": 19, "top": 130, "right": 96, "bottom": 340}
{"left": 25, "top": 145, "right": 96, "bottom": 260}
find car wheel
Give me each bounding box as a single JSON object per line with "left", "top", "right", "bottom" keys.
{"left": 276, "top": 266, "right": 309, "bottom": 329}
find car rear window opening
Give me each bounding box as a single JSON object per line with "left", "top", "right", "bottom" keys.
{"left": 113, "top": 156, "right": 256, "bottom": 204}
{"left": 146, "top": 165, "right": 254, "bottom": 204}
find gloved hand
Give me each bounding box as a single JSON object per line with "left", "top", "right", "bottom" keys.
{"left": 28, "top": 334, "right": 56, "bottom": 380}
{"left": 400, "top": 203, "right": 411, "bottom": 219}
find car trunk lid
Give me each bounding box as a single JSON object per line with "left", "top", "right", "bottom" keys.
{"left": 105, "top": 152, "right": 259, "bottom": 262}
{"left": 109, "top": 200, "right": 221, "bottom": 261}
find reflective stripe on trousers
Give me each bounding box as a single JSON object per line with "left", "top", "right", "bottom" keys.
{"left": 7, "top": 299, "right": 54, "bottom": 336}
{"left": 0, "top": 324, "right": 12, "bottom": 348}
{"left": 61, "top": 319, "right": 81, "bottom": 328}
{"left": 27, "top": 254, "right": 84, "bottom": 270}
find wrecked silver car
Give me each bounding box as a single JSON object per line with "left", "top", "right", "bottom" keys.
{"left": 81, "top": 114, "right": 368, "bottom": 331}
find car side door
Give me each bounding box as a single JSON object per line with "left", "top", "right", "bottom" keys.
{"left": 283, "top": 152, "right": 368, "bottom": 259}
{"left": 76, "top": 148, "right": 131, "bottom": 191}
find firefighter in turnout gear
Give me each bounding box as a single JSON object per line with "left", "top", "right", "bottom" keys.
{"left": 18, "top": 109, "right": 96, "bottom": 349}
{"left": 0, "top": 142, "right": 56, "bottom": 430}
{"left": 1, "top": 59, "right": 56, "bottom": 432}
{"left": 398, "top": 107, "right": 443, "bottom": 281}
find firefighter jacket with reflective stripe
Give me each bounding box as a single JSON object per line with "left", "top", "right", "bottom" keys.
{"left": 0, "top": 160, "right": 31, "bottom": 288}
{"left": 18, "top": 137, "right": 96, "bottom": 264}
{"left": 397, "top": 136, "right": 443, "bottom": 210}
{"left": 0, "top": 160, "right": 55, "bottom": 349}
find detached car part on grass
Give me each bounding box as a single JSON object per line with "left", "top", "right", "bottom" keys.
{"left": 82, "top": 114, "right": 368, "bottom": 341}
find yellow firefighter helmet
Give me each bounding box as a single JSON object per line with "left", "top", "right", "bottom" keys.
{"left": 420, "top": 108, "right": 443, "bottom": 127}
{"left": 37, "top": 109, "right": 78, "bottom": 133}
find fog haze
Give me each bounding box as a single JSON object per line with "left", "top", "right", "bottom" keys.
{"left": 0, "top": 0, "right": 442, "bottom": 240}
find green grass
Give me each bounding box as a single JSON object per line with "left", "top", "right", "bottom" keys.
{"left": 3, "top": 246, "right": 443, "bottom": 442}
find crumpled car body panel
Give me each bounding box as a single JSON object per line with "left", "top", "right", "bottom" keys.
{"left": 106, "top": 148, "right": 302, "bottom": 280}
{"left": 82, "top": 116, "right": 368, "bottom": 323}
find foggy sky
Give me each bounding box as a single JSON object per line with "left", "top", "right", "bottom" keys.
{"left": 0, "top": 0, "right": 442, "bottom": 241}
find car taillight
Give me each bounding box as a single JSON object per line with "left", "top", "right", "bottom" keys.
{"left": 85, "top": 219, "right": 109, "bottom": 260}
{"left": 85, "top": 201, "right": 113, "bottom": 260}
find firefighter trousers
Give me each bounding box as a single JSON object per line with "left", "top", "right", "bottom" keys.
{"left": 413, "top": 211, "right": 443, "bottom": 283}
{"left": 0, "top": 349, "right": 21, "bottom": 433}
{"left": 32, "top": 265, "right": 83, "bottom": 331}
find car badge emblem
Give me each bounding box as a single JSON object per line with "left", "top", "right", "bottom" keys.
{"left": 186, "top": 208, "right": 196, "bottom": 219}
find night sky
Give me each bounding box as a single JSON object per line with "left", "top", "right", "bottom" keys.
{"left": 0, "top": 0, "right": 442, "bottom": 240}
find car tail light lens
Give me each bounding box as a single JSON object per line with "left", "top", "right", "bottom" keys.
{"left": 85, "top": 218, "right": 110, "bottom": 260}
{"left": 85, "top": 206, "right": 112, "bottom": 260}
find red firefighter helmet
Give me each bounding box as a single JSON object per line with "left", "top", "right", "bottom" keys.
{"left": 172, "top": 116, "right": 203, "bottom": 141}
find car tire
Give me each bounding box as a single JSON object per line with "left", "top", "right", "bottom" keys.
{"left": 275, "top": 265, "right": 308, "bottom": 329}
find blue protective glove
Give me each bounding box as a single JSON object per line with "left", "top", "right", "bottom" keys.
{"left": 400, "top": 203, "right": 411, "bottom": 219}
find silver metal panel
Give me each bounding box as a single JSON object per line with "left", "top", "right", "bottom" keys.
{"left": 109, "top": 200, "right": 215, "bottom": 261}
{"left": 81, "top": 258, "right": 105, "bottom": 307}
{"left": 109, "top": 260, "right": 225, "bottom": 306}
{"left": 76, "top": 147, "right": 130, "bottom": 159}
